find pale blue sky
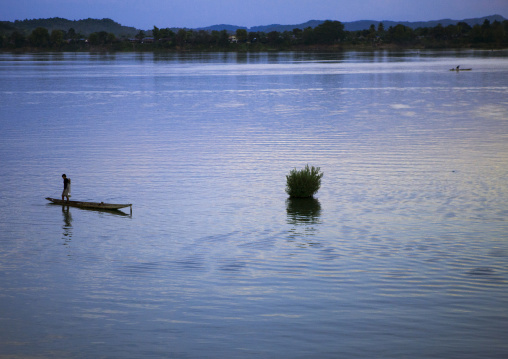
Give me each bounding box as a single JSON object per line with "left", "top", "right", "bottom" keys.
{"left": 2, "top": 0, "right": 508, "bottom": 29}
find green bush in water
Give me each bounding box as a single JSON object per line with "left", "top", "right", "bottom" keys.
{"left": 285, "top": 164, "right": 323, "bottom": 198}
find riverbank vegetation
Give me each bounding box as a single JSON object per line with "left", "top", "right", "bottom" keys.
{"left": 1, "top": 18, "right": 508, "bottom": 52}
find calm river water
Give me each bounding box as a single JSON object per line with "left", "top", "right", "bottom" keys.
{"left": 1, "top": 50, "right": 508, "bottom": 358}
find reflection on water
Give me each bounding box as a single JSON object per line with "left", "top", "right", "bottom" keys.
{"left": 286, "top": 197, "right": 322, "bottom": 225}
{"left": 61, "top": 206, "right": 72, "bottom": 244}
{"left": 286, "top": 197, "right": 322, "bottom": 241}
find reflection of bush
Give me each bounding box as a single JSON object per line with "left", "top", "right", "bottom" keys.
{"left": 286, "top": 197, "right": 321, "bottom": 224}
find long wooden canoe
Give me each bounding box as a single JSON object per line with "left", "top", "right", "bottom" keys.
{"left": 46, "top": 197, "right": 132, "bottom": 210}
{"left": 449, "top": 68, "right": 472, "bottom": 71}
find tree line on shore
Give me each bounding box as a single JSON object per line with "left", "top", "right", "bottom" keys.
{"left": 1, "top": 19, "right": 507, "bottom": 51}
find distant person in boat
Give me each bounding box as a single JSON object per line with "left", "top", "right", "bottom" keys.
{"left": 456, "top": 65, "right": 460, "bottom": 70}
{"left": 62, "top": 174, "right": 71, "bottom": 201}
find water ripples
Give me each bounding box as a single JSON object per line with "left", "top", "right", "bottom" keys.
{"left": 1, "top": 51, "right": 508, "bottom": 358}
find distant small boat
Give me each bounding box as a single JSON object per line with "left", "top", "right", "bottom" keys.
{"left": 46, "top": 197, "right": 132, "bottom": 211}
{"left": 450, "top": 68, "right": 472, "bottom": 71}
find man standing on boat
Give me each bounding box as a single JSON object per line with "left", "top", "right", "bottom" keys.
{"left": 62, "top": 174, "right": 71, "bottom": 202}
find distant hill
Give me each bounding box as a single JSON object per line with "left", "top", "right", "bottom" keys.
{"left": 200, "top": 14, "right": 507, "bottom": 33}
{"left": 196, "top": 20, "right": 325, "bottom": 33}
{"left": 249, "top": 20, "right": 326, "bottom": 33}
{"left": 3, "top": 17, "right": 138, "bottom": 37}
{"left": 2, "top": 14, "right": 506, "bottom": 36}
{"left": 197, "top": 24, "right": 247, "bottom": 32}
{"left": 343, "top": 14, "right": 507, "bottom": 31}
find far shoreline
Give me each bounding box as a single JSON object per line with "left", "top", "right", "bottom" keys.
{"left": 2, "top": 43, "right": 507, "bottom": 54}
{"left": 3, "top": 18, "right": 507, "bottom": 53}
